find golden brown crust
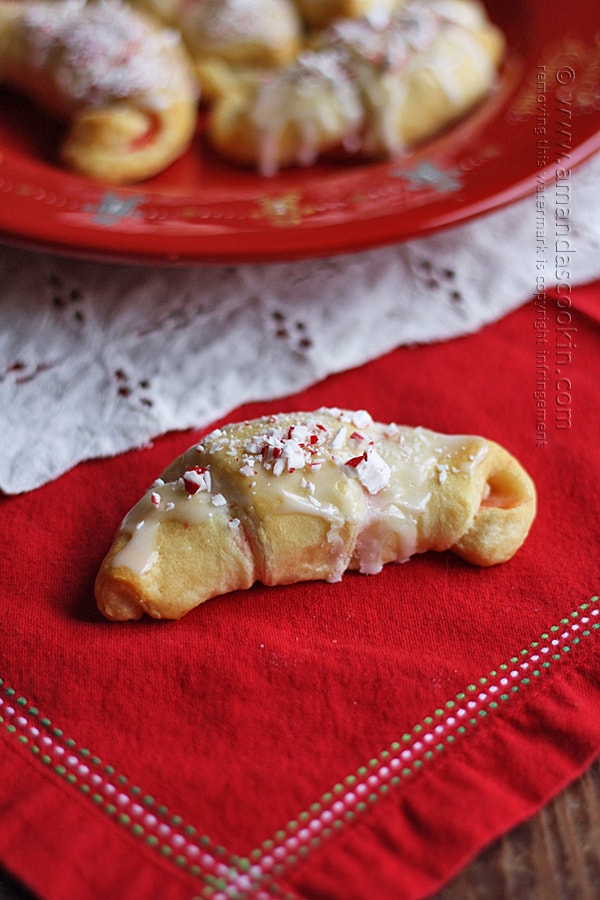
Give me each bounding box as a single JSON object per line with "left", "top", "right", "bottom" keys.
{"left": 451, "top": 441, "right": 537, "bottom": 567}
{"left": 96, "top": 511, "right": 256, "bottom": 620}
{"left": 61, "top": 98, "right": 198, "bottom": 183}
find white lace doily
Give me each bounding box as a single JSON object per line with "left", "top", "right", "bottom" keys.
{"left": 2, "top": 152, "right": 600, "bottom": 495}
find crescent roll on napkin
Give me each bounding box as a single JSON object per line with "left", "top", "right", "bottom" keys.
{"left": 95, "top": 409, "right": 536, "bottom": 621}
{"left": 0, "top": 0, "right": 199, "bottom": 182}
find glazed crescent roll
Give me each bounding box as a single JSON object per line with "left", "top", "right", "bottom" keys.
{"left": 0, "top": 0, "right": 199, "bottom": 183}
{"left": 206, "top": 0, "right": 504, "bottom": 174}
{"left": 332, "top": 0, "right": 505, "bottom": 158}
{"left": 207, "top": 49, "right": 364, "bottom": 175}
{"left": 95, "top": 409, "right": 537, "bottom": 621}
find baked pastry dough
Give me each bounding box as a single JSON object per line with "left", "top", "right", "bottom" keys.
{"left": 131, "top": 0, "right": 303, "bottom": 103}
{"left": 207, "top": 49, "right": 364, "bottom": 175}
{"left": 206, "top": 0, "right": 504, "bottom": 173}
{"left": 320, "top": 0, "right": 504, "bottom": 157}
{"left": 178, "top": 0, "right": 302, "bottom": 102}
{"left": 0, "top": 0, "right": 199, "bottom": 183}
{"left": 295, "top": 0, "right": 405, "bottom": 30}
{"left": 95, "top": 408, "right": 536, "bottom": 621}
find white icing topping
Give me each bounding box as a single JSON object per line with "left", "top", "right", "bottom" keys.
{"left": 18, "top": 0, "right": 195, "bottom": 112}
{"left": 115, "top": 516, "right": 160, "bottom": 575}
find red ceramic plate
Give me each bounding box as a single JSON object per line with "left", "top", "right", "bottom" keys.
{"left": 0, "top": 0, "right": 599, "bottom": 264}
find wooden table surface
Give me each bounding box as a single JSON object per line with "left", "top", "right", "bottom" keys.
{"left": 1, "top": 755, "right": 599, "bottom": 899}
{"left": 436, "top": 755, "right": 600, "bottom": 900}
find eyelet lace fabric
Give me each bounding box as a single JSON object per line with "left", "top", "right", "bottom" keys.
{"left": 2, "top": 153, "right": 600, "bottom": 494}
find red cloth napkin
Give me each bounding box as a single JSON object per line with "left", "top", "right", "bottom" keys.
{"left": 1, "top": 281, "right": 599, "bottom": 900}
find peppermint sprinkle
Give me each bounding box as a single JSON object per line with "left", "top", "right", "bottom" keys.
{"left": 182, "top": 466, "right": 211, "bottom": 495}
{"left": 351, "top": 410, "right": 373, "bottom": 429}
{"left": 345, "top": 448, "right": 391, "bottom": 494}
{"left": 240, "top": 461, "right": 256, "bottom": 477}
{"left": 332, "top": 427, "right": 347, "bottom": 450}
{"left": 283, "top": 441, "right": 307, "bottom": 472}
{"left": 237, "top": 421, "right": 331, "bottom": 477}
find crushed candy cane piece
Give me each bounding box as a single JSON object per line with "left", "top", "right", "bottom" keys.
{"left": 183, "top": 466, "right": 211, "bottom": 495}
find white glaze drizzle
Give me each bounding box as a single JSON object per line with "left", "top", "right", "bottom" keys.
{"left": 250, "top": 49, "right": 364, "bottom": 176}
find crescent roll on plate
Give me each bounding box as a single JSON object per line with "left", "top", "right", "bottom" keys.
{"left": 95, "top": 408, "right": 537, "bottom": 621}
{"left": 207, "top": 49, "right": 365, "bottom": 175}
{"left": 206, "top": 0, "right": 504, "bottom": 174}
{"left": 0, "top": 0, "right": 199, "bottom": 182}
